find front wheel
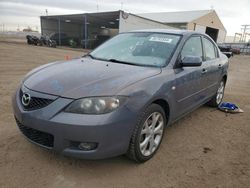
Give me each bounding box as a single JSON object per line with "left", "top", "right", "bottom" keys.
{"left": 127, "top": 104, "right": 166, "bottom": 163}
{"left": 207, "top": 80, "right": 225, "bottom": 107}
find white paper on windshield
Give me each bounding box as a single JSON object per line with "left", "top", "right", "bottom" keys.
{"left": 149, "top": 36, "right": 173, "bottom": 43}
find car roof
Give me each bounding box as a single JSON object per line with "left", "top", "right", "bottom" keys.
{"left": 126, "top": 29, "right": 202, "bottom": 36}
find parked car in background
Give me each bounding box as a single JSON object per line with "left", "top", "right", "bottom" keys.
{"left": 13, "top": 30, "right": 229, "bottom": 163}
{"left": 218, "top": 44, "right": 231, "bottom": 52}
{"left": 218, "top": 43, "right": 241, "bottom": 56}
{"left": 231, "top": 47, "right": 241, "bottom": 54}
{"left": 218, "top": 44, "right": 233, "bottom": 58}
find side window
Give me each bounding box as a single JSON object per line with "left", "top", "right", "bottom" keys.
{"left": 181, "top": 36, "right": 203, "bottom": 59}
{"left": 203, "top": 37, "right": 217, "bottom": 60}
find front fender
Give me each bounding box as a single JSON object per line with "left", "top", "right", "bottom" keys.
{"left": 117, "top": 68, "right": 176, "bottom": 125}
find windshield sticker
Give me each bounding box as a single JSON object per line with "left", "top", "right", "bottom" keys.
{"left": 149, "top": 36, "right": 173, "bottom": 43}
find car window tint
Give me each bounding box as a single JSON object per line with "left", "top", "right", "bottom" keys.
{"left": 181, "top": 36, "right": 202, "bottom": 59}
{"left": 203, "top": 38, "right": 216, "bottom": 60}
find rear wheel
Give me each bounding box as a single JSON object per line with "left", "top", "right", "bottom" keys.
{"left": 127, "top": 104, "right": 166, "bottom": 163}
{"left": 207, "top": 80, "right": 225, "bottom": 107}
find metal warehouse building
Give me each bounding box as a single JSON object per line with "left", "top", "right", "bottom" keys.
{"left": 139, "top": 10, "right": 227, "bottom": 43}
{"left": 40, "top": 10, "right": 226, "bottom": 48}
{"left": 40, "top": 10, "right": 173, "bottom": 49}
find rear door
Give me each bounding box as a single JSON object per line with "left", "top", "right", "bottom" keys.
{"left": 201, "top": 37, "right": 221, "bottom": 97}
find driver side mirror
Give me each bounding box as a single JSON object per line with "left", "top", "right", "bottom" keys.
{"left": 180, "top": 56, "right": 202, "bottom": 67}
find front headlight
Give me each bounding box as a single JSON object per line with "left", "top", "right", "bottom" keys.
{"left": 65, "top": 96, "right": 127, "bottom": 114}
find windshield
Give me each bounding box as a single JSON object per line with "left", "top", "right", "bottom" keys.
{"left": 90, "top": 32, "right": 181, "bottom": 67}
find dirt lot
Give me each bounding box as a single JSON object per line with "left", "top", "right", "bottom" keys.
{"left": 0, "top": 41, "right": 250, "bottom": 188}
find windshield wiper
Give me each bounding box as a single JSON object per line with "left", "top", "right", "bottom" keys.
{"left": 85, "top": 54, "right": 95, "bottom": 59}
{"left": 84, "top": 54, "right": 107, "bottom": 62}
{"left": 109, "top": 59, "right": 159, "bottom": 67}
{"left": 108, "top": 59, "right": 140, "bottom": 66}
{"left": 84, "top": 56, "right": 153, "bottom": 67}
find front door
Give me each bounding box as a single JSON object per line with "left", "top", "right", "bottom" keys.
{"left": 173, "top": 35, "right": 209, "bottom": 119}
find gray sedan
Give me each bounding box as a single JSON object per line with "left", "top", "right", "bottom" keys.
{"left": 12, "top": 29, "right": 228, "bottom": 162}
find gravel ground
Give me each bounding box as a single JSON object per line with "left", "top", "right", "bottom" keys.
{"left": 0, "top": 42, "right": 250, "bottom": 188}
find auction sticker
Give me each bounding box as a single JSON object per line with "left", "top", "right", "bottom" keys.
{"left": 149, "top": 36, "right": 173, "bottom": 43}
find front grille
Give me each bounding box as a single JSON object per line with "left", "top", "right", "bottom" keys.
{"left": 19, "top": 89, "right": 54, "bottom": 111}
{"left": 15, "top": 118, "right": 54, "bottom": 148}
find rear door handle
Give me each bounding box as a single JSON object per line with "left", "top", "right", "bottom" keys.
{"left": 218, "top": 64, "right": 222, "bottom": 68}
{"left": 201, "top": 68, "right": 207, "bottom": 74}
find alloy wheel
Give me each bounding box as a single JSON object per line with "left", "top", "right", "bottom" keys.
{"left": 216, "top": 81, "right": 225, "bottom": 104}
{"left": 139, "top": 112, "right": 164, "bottom": 157}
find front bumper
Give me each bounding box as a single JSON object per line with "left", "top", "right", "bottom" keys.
{"left": 12, "top": 86, "right": 137, "bottom": 159}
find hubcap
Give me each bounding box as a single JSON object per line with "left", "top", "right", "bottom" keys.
{"left": 139, "top": 112, "right": 164, "bottom": 157}
{"left": 216, "top": 81, "right": 224, "bottom": 104}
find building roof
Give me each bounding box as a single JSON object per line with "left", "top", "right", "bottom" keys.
{"left": 138, "top": 10, "right": 212, "bottom": 23}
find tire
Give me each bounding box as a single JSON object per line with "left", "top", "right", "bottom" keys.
{"left": 207, "top": 80, "right": 225, "bottom": 107}
{"left": 127, "top": 104, "right": 166, "bottom": 163}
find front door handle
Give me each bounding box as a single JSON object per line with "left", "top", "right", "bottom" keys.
{"left": 218, "top": 64, "right": 222, "bottom": 69}
{"left": 201, "top": 68, "right": 207, "bottom": 74}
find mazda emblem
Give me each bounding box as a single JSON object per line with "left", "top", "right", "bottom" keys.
{"left": 22, "top": 93, "right": 31, "bottom": 106}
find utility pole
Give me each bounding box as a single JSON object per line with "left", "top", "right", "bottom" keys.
{"left": 241, "top": 24, "right": 250, "bottom": 42}
{"left": 45, "top": 9, "right": 48, "bottom": 16}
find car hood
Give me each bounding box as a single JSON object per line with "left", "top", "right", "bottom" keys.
{"left": 23, "top": 58, "right": 161, "bottom": 98}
